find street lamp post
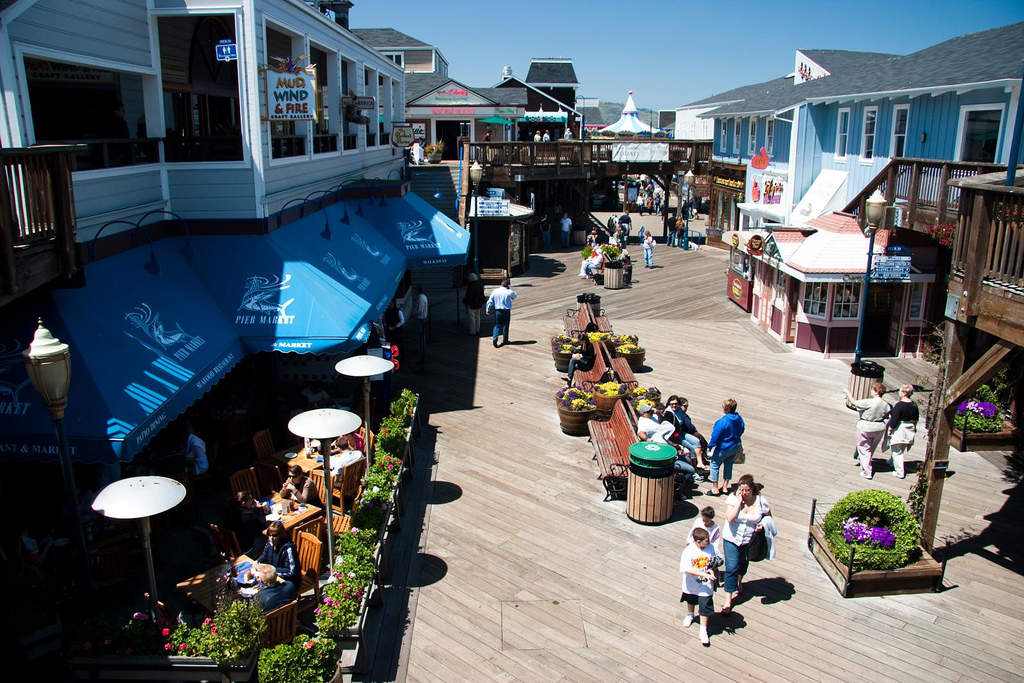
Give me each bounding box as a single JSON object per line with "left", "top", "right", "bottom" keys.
{"left": 23, "top": 319, "right": 95, "bottom": 599}
{"left": 682, "top": 168, "right": 695, "bottom": 250}
{"left": 853, "top": 190, "right": 887, "bottom": 364}
{"left": 469, "top": 160, "right": 483, "bottom": 275}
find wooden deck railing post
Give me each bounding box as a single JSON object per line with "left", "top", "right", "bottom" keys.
{"left": 907, "top": 162, "right": 922, "bottom": 229}
{"left": 962, "top": 191, "right": 993, "bottom": 319}
{"left": 935, "top": 163, "right": 952, "bottom": 225}
{"left": 0, "top": 170, "right": 16, "bottom": 294}
{"left": 50, "top": 151, "right": 78, "bottom": 277}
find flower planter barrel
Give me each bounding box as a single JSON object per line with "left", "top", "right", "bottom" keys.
{"left": 951, "top": 422, "right": 1018, "bottom": 451}
{"left": 616, "top": 349, "right": 645, "bottom": 371}
{"left": 427, "top": 152, "right": 442, "bottom": 164}
{"left": 592, "top": 392, "right": 623, "bottom": 414}
{"left": 556, "top": 404, "right": 594, "bottom": 436}
{"left": 603, "top": 267, "right": 624, "bottom": 290}
{"left": 552, "top": 350, "right": 572, "bottom": 373}
{"left": 807, "top": 524, "right": 944, "bottom": 598}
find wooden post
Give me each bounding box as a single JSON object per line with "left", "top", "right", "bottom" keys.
{"left": 935, "top": 163, "right": 952, "bottom": 226}
{"left": 962, "top": 192, "right": 993, "bottom": 320}
{"left": 907, "top": 162, "right": 922, "bottom": 230}
{"left": 921, "top": 320, "right": 965, "bottom": 550}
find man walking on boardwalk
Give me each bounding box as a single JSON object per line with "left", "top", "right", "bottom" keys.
{"left": 485, "top": 278, "right": 517, "bottom": 348}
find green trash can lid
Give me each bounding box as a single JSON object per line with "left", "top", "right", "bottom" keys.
{"left": 628, "top": 441, "right": 677, "bottom": 467}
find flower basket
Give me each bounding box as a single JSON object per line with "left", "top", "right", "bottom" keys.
{"left": 424, "top": 142, "right": 443, "bottom": 163}
{"left": 554, "top": 387, "right": 596, "bottom": 436}
{"left": 590, "top": 381, "right": 626, "bottom": 413}
{"left": 615, "top": 343, "right": 646, "bottom": 371}
{"left": 551, "top": 334, "right": 581, "bottom": 373}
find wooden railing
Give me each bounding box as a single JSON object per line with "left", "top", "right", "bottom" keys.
{"left": 0, "top": 146, "right": 80, "bottom": 304}
{"left": 844, "top": 157, "right": 1004, "bottom": 230}
{"left": 466, "top": 140, "right": 712, "bottom": 177}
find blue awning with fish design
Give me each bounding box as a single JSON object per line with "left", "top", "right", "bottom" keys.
{"left": 364, "top": 192, "right": 470, "bottom": 268}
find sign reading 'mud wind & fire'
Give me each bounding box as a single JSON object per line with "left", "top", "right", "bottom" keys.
{"left": 264, "top": 56, "right": 317, "bottom": 121}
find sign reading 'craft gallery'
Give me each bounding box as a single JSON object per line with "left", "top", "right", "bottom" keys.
{"left": 265, "top": 67, "right": 317, "bottom": 121}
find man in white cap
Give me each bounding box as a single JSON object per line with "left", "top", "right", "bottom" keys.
{"left": 636, "top": 402, "right": 703, "bottom": 493}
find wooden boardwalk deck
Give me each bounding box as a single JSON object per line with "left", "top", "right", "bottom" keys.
{"left": 379, "top": 238, "right": 1023, "bottom": 682}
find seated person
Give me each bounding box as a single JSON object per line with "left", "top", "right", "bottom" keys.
{"left": 280, "top": 465, "right": 319, "bottom": 506}
{"left": 20, "top": 525, "right": 53, "bottom": 570}
{"left": 579, "top": 250, "right": 604, "bottom": 278}
{"left": 636, "top": 402, "right": 699, "bottom": 487}
{"left": 229, "top": 491, "right": 270, "bottom": 557}
{"left": 182, "top": 421, "right": 208, "bottom": 476}
{"left": 566, "top": 330, "right": 596, "bottom": 386}
{"left": 255, "top": 520, "right": 300, "bottom": 587}
{"left": 254, "top": 562, "right": 297, "bottom": 613}
{"left": 329, "top": 432, "right": 365, "bottom": 477}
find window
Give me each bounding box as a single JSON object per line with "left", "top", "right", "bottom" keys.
{"left": 908, "top": 282, "right": 925, "bottom": 319}
{"left": 267, "top": 26, "right": 305, "bottom": 160}
{"left": 835, "top": 108, "right": 850, "bottom": 158}
{"left": 774, "top": 269, "right": 786, "bottom": 304}
{"left": 891, "top": 105, "right": 909, "bottom": 158}
{"left": 861, "top": 107, "right": 877, "bottom": 160}
{"left": 957, "top": 105, "right": 1003, "bottom": 162}
{"left": 720, "top": 120, "right": 727, "bottom": 153}
{"left": 748, "top": 119, "right": 757, "bottom": 155}
{"left": 765, "top": 119, "right": 774, "bottom": 154}
{"left": 382, "top": 52, "right": 403, "bottom": 67}
{"left": 802, "top": 282, "right": 828, "bottom": 317}
{"left": 310, "top": 46, "right": 337, "bottom": 155}
{"left": 832, "top": 282, "right": 861, "bottom": 319}
{"left": 733, "top": 118, "right": 741, "bottom": 154}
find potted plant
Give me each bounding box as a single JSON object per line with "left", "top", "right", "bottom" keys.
{"left": 424, "top": 142, "right": 444, "bottom": 163}
{"left": 630, "top": 385, "right": 661, "bottom": 406}
{"left": 808, "top": 489, "right": 943, "bottom": 597}
{"left": 555, "top": 386, "right": 596, "bottom": 435}
{"left": 591, "top": 380, "right": 627, "bottom": 413}
{"left": 950, "top": 381, "right": 1018, "bottom": 449}
{"left": 551, "top": 333, "right": 582, "bottom": 372}
{"left": 258, "top": 636, "right": 338, "bottom": 683}
{"left": 586, "top": 331, "right": 611, "bottom": 344}
{"left": 614, "top": 340, "right": 646, "bottom": 371}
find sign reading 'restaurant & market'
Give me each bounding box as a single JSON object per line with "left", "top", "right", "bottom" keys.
{"left": 265, "top": 64, "right": 317, "bottom": 121}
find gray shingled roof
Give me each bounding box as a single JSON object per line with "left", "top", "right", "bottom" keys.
{"left": 525, "top": 60, "right": 579, "bottom": 85}
{"left": 404, "top": 73, "right": 526, "bottom": 107}
{"left": 350, "top": 28, "right": 430, "bottom": 49}
{"left": 694, "top": 22, "right": 1024, "bottom": 118}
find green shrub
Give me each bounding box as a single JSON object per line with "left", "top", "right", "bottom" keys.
{"left": 376, "top": 415, "right": 407, "bottom": 458}
{"left": 389, "top": 389, "right": 417, "bottom": 428}
{"left": 258, "top": 636, "right": 337, "bottom": 683}
{"left": 168, "top": 600, "right": 265, "bottom": 662}
{"left": 822, "top": 489, "right": 921, "bottom": 572}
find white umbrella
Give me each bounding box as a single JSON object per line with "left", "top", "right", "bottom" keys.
{"left": 288, "top": 409, "right": 362, "bottom": 569}
{"left": 92, "top": 476, "right": 186, "bottom": 608}
{"left": 334, "top": 355, "right": 394, "bottom": 466}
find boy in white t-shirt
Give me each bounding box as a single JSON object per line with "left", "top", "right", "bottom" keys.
{"left": 687, "top": 506, "right": 722, "bottom": 553}
{"left": 679, "top": 527, "right": 718, "bottom": 646}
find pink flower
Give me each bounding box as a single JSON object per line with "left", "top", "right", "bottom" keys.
{"left": 161, "top": 628, "right": 171, "bottom": 637}
{"left": 323, "top": 596, "right": 330, "bottom": 603}
{"left": 210, "top": 626, "right": 217, "bottom": 634}
{"left": 313, "top": 608, "right": 321, "bottom": 615}
{"left": 303, "top": 640, "right": 315, "bottom": 650}
{"left": 203, "top": 618, "right": 212, "bottom": 625}
{"left": 164, "top": 643, "right": 172, "bottom": 651}
{"left": 178, "top": 644, "right": 187, "bottom": 651}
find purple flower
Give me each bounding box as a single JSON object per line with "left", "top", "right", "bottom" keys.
{"left": 957, "top": 400, "right": 999, "bottom": 418}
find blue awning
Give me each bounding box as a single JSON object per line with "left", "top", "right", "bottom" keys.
{"left": 366, "top": 193, "right": 470, "bottom": 268}
{"left": 0, "top": 242, "right": 243, "bottom": 464}
{"left": 0, "top": 213, "right": 407, "bottom": 464}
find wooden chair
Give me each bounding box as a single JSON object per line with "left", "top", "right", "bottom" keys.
{"left": 252, "top": 429, "right": 275, "bottom": 461}
{"left": 292, "top": 517, "right": 323, "bottom": 542}
{"left": 229, "top": 467, "right": 260, "bottom": 500}
{"left": 358, "top": 427, "right": 375, "bottom": 459}
{"left": 295, "top": 531, "right": 323, "bottom": 612}
{"left": 261, "top": 600, "right": 297, "bottom": 647}
{"left": 254, "top": 462, "right": 283, "bottom": 496}
{"left": 339, "top": 457, "right": 367, "bottom": 511}
{"left": 308, "top": 469, "right": 341, "bottom": 508}
{"left": 208, "top": 523, "right": 242, "bottom": 561}
{"left": 91, "top": 546, "right": 129, "bottom": 588}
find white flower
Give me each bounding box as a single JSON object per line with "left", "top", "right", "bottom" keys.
{"left": 372, "top": 486, "right": 380, "bottom": 493}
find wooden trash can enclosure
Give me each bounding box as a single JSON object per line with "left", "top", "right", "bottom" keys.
{"left": 626, "top": 442, "right": 677, "bottom": 525}
{"left": 604, "top": 265, "right": 625, "bottom": 290}
{"left": 847, "top": 360, "right": 884, "bottom": 401}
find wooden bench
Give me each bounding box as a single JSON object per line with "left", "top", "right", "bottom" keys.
{"left": 480, "top": 268, "right": 508, "bottom": 285}
{"left": 588, "top": 400, "right": 638, "bottom": 501}
{"left": 593, "top": 310, "right": 613, "bottom": 333}
{"left": 609, "top": 355, "right": 635, "bottom": 386}
{"left": 563, "top": 305, "right": 592, "bottom": 335}
{"left": 574, "top": 340, "right": 609, "bottom": 389}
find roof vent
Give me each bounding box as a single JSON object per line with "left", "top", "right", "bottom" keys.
{"left": 501, "top": 65, "right": 513, "bottom": 80}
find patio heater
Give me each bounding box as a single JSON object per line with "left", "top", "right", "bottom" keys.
{"left": 469, "top": 160, "right": 483, "bottom": 275}
{"left": 288, "top": 408, "right": 361, "bottom": 570}
{"left": 23, "top": 319, "right": 95, "bottom": 600}
{"left": 92, "top": 476, "right": 186, "bottom": 614}
{"left": 334, "top": 354, "right": 395, "bottom": 466}
{"left": 682, "top": 169, "right": 695, "bottom": 250}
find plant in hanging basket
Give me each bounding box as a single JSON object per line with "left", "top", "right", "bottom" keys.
{"left": 822, "top": 490, "right": 921, "bottom": 571}
{"left": 555, "top": 386, "right": 596, "bottom": 412}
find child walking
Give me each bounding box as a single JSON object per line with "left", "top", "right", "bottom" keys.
{"left": 680, "top": 527, "right": 718, "bottom": 646}
{"left": 687, "top": 506, "right": 722, "bottom": 554}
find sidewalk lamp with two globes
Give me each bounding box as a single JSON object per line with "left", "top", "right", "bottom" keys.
{"left": 853, "top": 189, "right": 888, "bottom": 364}
{"left": 23, "top": 319, "right": 94, "bottom": 598}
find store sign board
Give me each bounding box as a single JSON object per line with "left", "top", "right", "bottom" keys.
{"left": 392, "top": 124, "right": 414, "bottom": 146}
{"left": 476, "top": 199, "right": 510, "bottom": 216}
{"left": 265, "top": 67, "right": 317, "bottom": 121}
{"left": 872, "top": 255, "right": 911, "bottom": 280}
{"left": 411, "top": 122, "right": 426, "bottom": 139}
{"left": 341, "top": 95, "right": 375, "bottom": 110}
{"left": 414, "top": 85, "right": 490, "bottom": 106}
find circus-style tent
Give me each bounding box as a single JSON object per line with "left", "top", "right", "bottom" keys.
{"left": 595, "top": 91, "right": 654, "bottom": 137}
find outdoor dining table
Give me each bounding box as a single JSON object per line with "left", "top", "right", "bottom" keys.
{"left": 176, "top": 554, "right": 256, "bottom": 613}
{"left": 264, "top": 496, "right": 322, "bottom": 533}
{"left": 270, "top": 444, "right": 323, "bottom": 473}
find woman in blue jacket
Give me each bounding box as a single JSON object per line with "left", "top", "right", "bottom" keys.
{"left": 706, "top": 398, "right": 745, "bottom": 496}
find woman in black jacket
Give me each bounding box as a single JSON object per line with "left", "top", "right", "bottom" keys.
{"left": 567, "top": 329, "right": 596, "bottom": 386}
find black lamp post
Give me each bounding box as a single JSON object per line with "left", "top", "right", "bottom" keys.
{"left": 469, "top": 160, "right": 483, "bottom": 275}
{"left": 23, "top": 319, "right": 95, "bottom": 599}
{"left": 853, "top": 189, "right": 887, "bottom": 364}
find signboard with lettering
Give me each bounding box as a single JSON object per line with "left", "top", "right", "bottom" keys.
{"left": 411, "top": 122, "right": 426, "bottom": 140}
{"left": 265, "top": 67, "right": 317, "bottom": 121}
{"left": 342, "top": 95, "right": 376, "bottom": 110}
{"left": 871, "top": 255, "right": 911, "bottom": 280}
{"left": 215, "top": 39, "right": 237, "bottom": 62}
{"left": 413, "top": 84, "right": 491, "bottom": 106}
{"left": 392, "top": 124, "right": 414, "bottom": 147}
{"left": 476, "top": 198, "right": 510, "bottom": 216}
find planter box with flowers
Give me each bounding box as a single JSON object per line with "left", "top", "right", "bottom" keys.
{"left": 551, "top": 333, "right": 582, "bottom": 373}
{"left": 555, "top": 386, "right": 596, "bottom": 435}
{"left": 951, "top": 397, "right": 1018, "bottom": 451}
{"left": 424, "top": 142, "right": 443, "bottom": 163}
{"left": 590, "top": 380, "right": 627, "bottom": 414}
{"left": 807, "top": 490, "right": 944, "bottom": 598}
{"left": 68, "top": 601, "right": 265, "bottom": 681}
{"left": 611, "top": 334, "right": 645, "bottom": 371}
{"left": 629, "top": 385, "right": 661, "bottom": 412}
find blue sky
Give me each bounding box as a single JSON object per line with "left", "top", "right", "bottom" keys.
{"left": 349, "top": 0, "right": 1024, "bottom": 110}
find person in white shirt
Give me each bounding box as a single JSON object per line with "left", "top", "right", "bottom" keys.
{"left": 563, "top": 127, "right": 573, "bottom": 140}
{"left": 406, "top": 285, "right": 429, "bottom": 366}
{"left": 687, "top": 506, "right": 722, "bottom": 553}
{"left": 721, "top": 475, "right": 770, "bottom": 613}
{"left": 485, "top": 278, "right": 517, "bottom": 348}
{"left": 559, "top": 212, "right": 572, "bottom": 249}
{"left": 410, "top": 139, "right": 423, "bottom": 165}
{"left": 679, "top": 527, "right": 718, "bottom": 646}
